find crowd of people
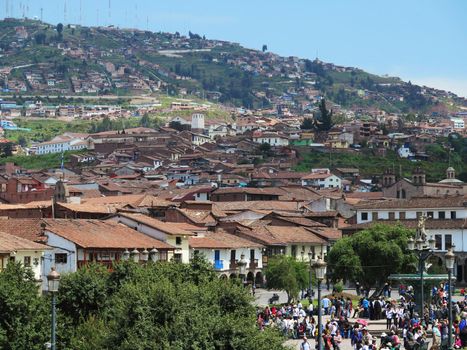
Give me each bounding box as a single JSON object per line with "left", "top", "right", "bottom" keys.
{"left": 255, "top": 281, "right": 467, "bottom": 350}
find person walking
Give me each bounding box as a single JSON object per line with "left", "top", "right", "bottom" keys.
{"left": 300, "top": 335, "right": 311, "bottom": 350}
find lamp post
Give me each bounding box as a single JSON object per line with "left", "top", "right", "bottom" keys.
{"left": 407, "top": 215, "right": 436, "bottom": 319}
{"left": 47, "top": 267, "right": 61, "bottom": 350}
{"left": 313, "top": 256, "right": 327, "bottom": 350}
{"left": 308, "top": 251, "right": 313, "bottom": 303}
{"left": 445, "top": 247, "right": 455, "bottom": 350}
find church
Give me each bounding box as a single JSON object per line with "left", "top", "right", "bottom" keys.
{"left": 382, "top": 167, "right": 466, "bottom": 199}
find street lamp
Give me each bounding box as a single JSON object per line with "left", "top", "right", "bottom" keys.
{"left": 141, "top": 249, "right": 149, "bottom": 263}
{"left": 445, "top": 247, "right": 455, "bottom": 350}
{"left": 308, "top": 251, "right": 313, "bottom": 303}
{"left": 130, "top": 248, "right": 140, "bottom": 263}
{"left": 149, "top": 247, "right": 159, "bottom": 262}
{"left": 407, "top": 215, "right": 434, "bottom": 319}
{"left": 237, "top": 254, "right": 248, "bottom": 285}
{"left": 47, "top": 267, "right": 61, "bottom": 350}
{"left": 313, "top": 256, "right": 327, "bottom": 350}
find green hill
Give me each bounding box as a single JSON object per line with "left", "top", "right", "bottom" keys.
{"left": 0, "top": 18, "right": 465, "bottom": 114}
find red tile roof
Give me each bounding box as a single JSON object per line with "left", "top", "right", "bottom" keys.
{"left": 44, "top": 219, "right": 174, "bottom": 250}
{"left": 0, "top": 231, "right": 49, "bottom": 253}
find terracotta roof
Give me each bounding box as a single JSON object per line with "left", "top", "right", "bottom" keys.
{"left": 355, "top": 196, "right": 467, "bottom": 210}
{"left": 82, "top": 194, "right": 172, "bottom": 207}
{"left": 275, "top": 216, "right": 326, "bottom": 227}
{"left": 175, "top": 208, "right": 218, "bottom": 226}
{"left": 115, "top": 213, "right": 195, "bottom": 236}
{"left": 212, "top": 187, "right": 284, "bottom": 196}
{"left": 44, "top": 219, "right": 174, "bottom": 250}
{"left": 0, "top": 231, "right": 49, "bottom": 253}
{"left": 306, "top": 227, "right": 342, "bottom": 241}
{"left": 214, "top": 201, "right": 302, "bottom": 212}
{"left": 0, "top": 218, "right": 47, "bottom": 243}
{"left": 238, "top": 225, "right": 326, "bottom": 245}
{"left": 346, "top": 219, "right": 467, "bottom": 231}
{"left": 189, "top": 230, "right": 263, "bottom": 249}
{"left": 57, "top": 202, "right": 116, "bottom": 214}
{"left": 345, "top": 192, "right": 385, "bottom": 200}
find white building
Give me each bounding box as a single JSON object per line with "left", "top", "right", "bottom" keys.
{"left": 301, "top": 169, "right": 342, "bottom": 189}
{"left": 35, "top": 135, "right": 87, "bottom": 155}
{"left": 352, "top": 196, "right": 467, "bottom": 283}
{"left": 110, "top": 213, "right": 197, "bottom": 264}
{"left": 0, "top": 232, "right": 49, "bottom": 282}
{"left": 189, "top": 230, "right": 265, "bottom": 283}
{"left": 451, "top": 117, "right": 465, "bottom": 130}
{"left": 252, "top": 132, "right": 289, "bottom": 146}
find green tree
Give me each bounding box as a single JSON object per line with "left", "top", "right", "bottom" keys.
{"left": 327, "top": 223, "right": 415, "bottom": 290}
{"left": 314, "top": 98, "right": 333, "bottom": 132}
{"left": 0, "top": 263, "right": 48, "bottom": 349}
{"left": 262, "top": 44, "right": 268, "bottom": 52}
{"left": 300, "top": 117, "right": 314, "bottom": 130}
{"left": 140, "top": 113, "right": 151, "bottom": 128}
{"left": 264, "top": 255, "right": 309, "bottom": 303}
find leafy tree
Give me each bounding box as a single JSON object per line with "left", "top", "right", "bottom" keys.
{"left": 17, "top": 135, "right": 28, "bottom": 147}
{"left": 34, "top": 32, "right": 46, "bottom": 45}
{"left": 327, "top": 223, "right": 415, "bottom": 290}
{"left": 56, "top": 23, "right": 64, "bottom": 35}
{"left": 0, "top": 263, "right": 49, "bottom": 349}
{"left": 262, "top": 44, "right": 268, "bottom": 52}
{"left": 314, "top": 98, "right": 333, "bottom": 132}
{"left": 140, "top": 113, "right": 151, "bottom": 128}
{"left": 300, "top": 117, "right": 314, "bottom": 130}
{"left": 264, "top": 255, "right": 309, "bottom": 303}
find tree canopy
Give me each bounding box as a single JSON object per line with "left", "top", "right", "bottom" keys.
{"left": 264, "top": 255, "right": 310, "bottom": 303}
{"left": 327, "top": 223, "right": 416, "bottom": 289}
{"left": 0, "top": 257, "right": 286, "bottom": 350}
{"left": 314, "top": 98, "right": 333, "bottom": 132}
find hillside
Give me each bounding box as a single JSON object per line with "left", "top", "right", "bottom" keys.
{"left": 0, "top": 18, "right": 465, "bottom": 115}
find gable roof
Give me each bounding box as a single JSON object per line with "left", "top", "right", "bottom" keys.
{"left": 0, "top": 218, "right": 47, "bottom": 243}
{"left": 115, "top": 213, "right": 195, "bottom": 236}
{"left": 355, "top": 196, "right": 467, "bottom": 210}
{"left": 237, "top": 225, "right": 326, "bottom": 246}
{"left": 0, "top": 231, "right": 49, "bottom": 253}
{"left": 189, "top": 230, "right": 263, "bottom": 249}
{"left": 44, "top": 219, "right": 174, "bottom": 250}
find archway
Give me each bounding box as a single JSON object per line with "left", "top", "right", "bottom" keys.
{"left": 219, "top": 274, "right": 228, "bottom": 279}
{"left": 247, "top": 271, "right": 254, "bottom": 284}
{"left": 229, "top": 273, "right": 237, "bottom": 279}
{"left": 255, "top": 272, "right": 264, "bottom": 286}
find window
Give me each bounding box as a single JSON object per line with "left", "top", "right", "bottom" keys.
{"left": 291, "top": 245, "right": 297, "bottom": 258}
{"left": 445, "top": 235, "right": 452, "bottom": 250}
{"left": 416, "top": 212, "right": 422, "bottom": 219}
{"left": 175, "top": 237, "right": 182, "bottom": 245}
{"left": 23, "top": 256, "right": 31, "bottom": 267}
{"left": 388, "top": 212, "right": 395, "bottom": 220}
{"left": 435, "top": 235, "right": 442, "bottom": 250}
{"left": 361, "top": 212, "right": 368, "bottom": 221}
{"left": 372, "top": 212, "right": 379, "bottom": 220}
{"left": 427, "top": 211, "right": 434, "bottom": 219}
{"left": 451, "top": 211, "right": 457, "bottom": 219}
{"left": 55, "top": 253, "right": 68, "bottom": 264}
{"left": 439, "top": 211, "right": 446, "bottom": 219}
{"left": 173, "top": 253, "right": 182, "bottom": 263}
{"left": 230, "top": 250, "right": 236, "bottom": 261}
{"left": 399, "top": 212, "right": 406, "bottom": 220}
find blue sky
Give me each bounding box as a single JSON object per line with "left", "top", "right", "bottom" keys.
{"left": 5, "top": 0, "right": 467, "bottom": 96}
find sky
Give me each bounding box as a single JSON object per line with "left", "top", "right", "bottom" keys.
{"left": 3, "top": 0, "right": 467, "bottom": 97}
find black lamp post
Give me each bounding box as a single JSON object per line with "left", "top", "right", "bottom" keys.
{"left": 407, "top": 222, "right": 436, "bottom": 319}
{"left": 445, "top": 247, "right": 455, "bottom": 350}
{"left": 313, "top": 256, "right": 327, "bottom": 350}
{"left": 308, "top": 251, "right": 313, "bottom": 303}
{"left": 47, "top": 267, "right": 61, "bottom": 350}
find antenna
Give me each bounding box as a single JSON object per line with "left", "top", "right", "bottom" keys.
{"left": 5, "top": 0, "right": 8, "bottom": 17}
{"left": 146, "top": 16, "right": 149, "bottom": 31}
{"left": 40, "top": 7, "right": 43, "bottom": 22}
{"left": 79, "top": 0, "right": 82, "bottom": 25}
{"left": 108, "top": 0, "right": 111, "bottom": 25}
{"left": 64, "top": 0, "right": 67, "bottom": 23}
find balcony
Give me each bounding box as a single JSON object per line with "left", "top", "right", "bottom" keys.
{"left": 214, "top": 260, "right": 224, "bottom": 270}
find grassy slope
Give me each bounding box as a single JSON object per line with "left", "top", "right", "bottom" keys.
{"left": 294, "top": 148, "right": 463, "bottom": 183}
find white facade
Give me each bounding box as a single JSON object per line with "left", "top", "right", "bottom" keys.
{"left": 253, "top": 134, "right": 289, "bottom": 146}
{"left": 36, "top": 137, "right": 87, "bottom": 155}
{"left": 301, "top": 174, "right": 342, "bottom": 189}
{"left": 193, "top": 247, "right": 263, "bottom": 275}
{"left": 191, "top": 113, "right": 205, "bottom": 130}
{"left": 451, "top": 118, "right": 465, "bottom": 129}
{"left": 42, "top": 231, "right": 77, "bottom": 290}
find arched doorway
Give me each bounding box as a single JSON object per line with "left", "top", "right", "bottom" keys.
{"left": 247, "top": 272, "right": 254, "bottom": 284}
{"left": 255, "top": 272, "right": 264, "bottom": 287}
{"left": 229, "top": 273, "right": 237, "bottom": 279}
{"left": 219, "top": 274, "right": 228, "bottom": 280}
